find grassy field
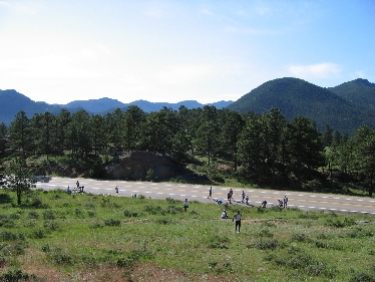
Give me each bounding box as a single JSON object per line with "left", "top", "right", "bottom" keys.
{"left": 0, "top": 189, "right": 375, "bottom": 282}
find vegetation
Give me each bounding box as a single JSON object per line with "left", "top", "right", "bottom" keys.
{"left": 0, "top": 189, "right": 374, "bottom": 281}
{"left": 2, "top": 103, "right": 375, "bottom": 197}
{"left": 228, "top": 77, "right": 375, "bottom": 134}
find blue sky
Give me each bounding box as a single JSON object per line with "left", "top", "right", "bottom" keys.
{"left": 0, "top": 0, "right": 374, "bottom": 104}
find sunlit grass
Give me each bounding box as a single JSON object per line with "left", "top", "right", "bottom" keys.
{"left": 0, "top": 189, "right": 375, "bottom": 281}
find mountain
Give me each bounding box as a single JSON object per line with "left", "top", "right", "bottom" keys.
{"left": 327, "top": 78, "right": 375, "bottom": 111}
{"left": 227, "top": 77, "right": 375, "bottom": 134}
{"left": 0, "top": 90, "right": 233, "bottom": 126}
{"left": 63, "top": 99, "right": 233, "bottom": 113}
{"left": 64, "top": 97, "right": 126, "bottom": 113}
{"left": 0, "top": 89, "right": 62, "bottom": 126}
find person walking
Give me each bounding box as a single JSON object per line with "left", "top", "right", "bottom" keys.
{"left": 233, "top": 210, "right": 242, "bottom": 233}
{"left": 283, "top": 195, "right": 288, "bottom": 208}
{"left": 207, "top": 186, "right": 212, "bottom": 199}
{"left": 183, "top": 198, "right": 189, "bottom": 212}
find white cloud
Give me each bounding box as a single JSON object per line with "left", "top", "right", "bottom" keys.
{"left": 288, "top": 63, "right": 341, "bottom": 79}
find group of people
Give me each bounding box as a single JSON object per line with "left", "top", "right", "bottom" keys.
{"left": 209, "top": 186, "right": 289, "bottom": 209}
{"left": 66, "top": 181, "right": 84, "bottom": 194}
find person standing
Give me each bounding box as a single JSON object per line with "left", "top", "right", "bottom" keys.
{"left": 207, "top": 187, "right": 212, "bottom": 199}
{"left": 183, "top": 198, "right": 189, "bottom": 212}
{"left": 242, "top": 190, "right": 245, "bottom": 203}
{"left": 283, "top": 195, "right": 288, "bottom": 208}
{"left": 115, "top": 186, "right": 119, "bottom": 194}
{"left": 245, "top": 195, "right": 249, "bottom": 205}
{"left": 233, "top": 210, "right": 242, "bottom": 233}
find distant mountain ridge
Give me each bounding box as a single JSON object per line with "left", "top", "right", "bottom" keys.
{"left": 63, "top": 98, "right": 233, "bottom": 113}
{"left": 0, "top": 89, "right": 233, "bottom": 126}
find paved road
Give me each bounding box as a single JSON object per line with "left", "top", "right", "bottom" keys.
{"left": 36, "top": 177, "right": 375, "bottom": 215}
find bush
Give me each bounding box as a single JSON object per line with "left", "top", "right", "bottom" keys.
{"left": 124, "top": 210, "right": 138, "bottom": 217}
{"left": 28, "top": 211, "right": 39, "bottom": 219}
{"left": 0, "top": 269, "right": 37, "bottom": 281}
{"left": 0, "top": 231, "right": 17, "bottom": 241}
{"left": 248, "top": 239, "right": 279, "bottom": 250}
{"left": 104, "top": 219, "right": 121, "bottom": 226}
{"left": 42, "top": 210, "right": 55, "bottom": 220}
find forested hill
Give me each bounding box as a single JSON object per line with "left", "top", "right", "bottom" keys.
{"left": 327, "top": 78, "right": 375, "bottom": 111}
{"left": 227, "top": 77, "right": 375, "bottom": 134}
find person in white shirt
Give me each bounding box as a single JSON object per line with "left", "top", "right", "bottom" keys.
{"left": 233, "top": 210, "right": 242, "bottom": 233}
{"left": 183, "top": 198, "right": 189, "bottom": 212}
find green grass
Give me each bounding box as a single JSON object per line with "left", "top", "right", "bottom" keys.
{"left": 0, "top": 189, "right": 375, "bottom": 281}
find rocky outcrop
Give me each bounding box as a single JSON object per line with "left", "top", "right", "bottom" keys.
{"left": 105, "top": 151, "right": 181, "bottom": 181}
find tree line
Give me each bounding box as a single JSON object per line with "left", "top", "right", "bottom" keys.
{"left": 1, "top": 106, "right": 375, "bottom": 197}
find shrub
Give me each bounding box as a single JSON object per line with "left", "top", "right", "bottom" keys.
{"left": 348, "top": 272, "right": 375, "bottom": 282}
{"left": 50, "top": 248, "right": 74, "bottom": 265}
{"left": 117, "top": 249, "right": 154, "bottom": 268}
{"left": 31, "top": 229, "right": 45, "bottom": 239}
{"left": 248, "top": 239, "right": 279, "bottom": 250}
{"left": 0, "top": 231, "right": 17, "bottom": 241}
{"left": 0, "top": 269, "right": 37, "bottom": 281}
{"left": 156, "top": 219, "right": 173, "bottom": 225}
{"left": 28, "top": 211, "right": 39, "bottom": 219}
{"left": 124, "top": 210, "right": 138, "bottom": 217}
{"left": 256, "top": 228, "right": 274, "bottom": 238}
{"left": 291, "top": 233, "right": 310, "bottom": 242}
{"left": 345, "top": 227, "right": 374, "bottom": 238}
{"left": 42, "top": 210, "right": 55, "bottom": 220}
{"left": 104, "top": 219, "right": 121, "bottom": 226}
{"left": 325, "top": 217, "right": 356, "bottom": 228}
{"left": 166, "top": 198, "right": 181, "bottom": 204}
{"left": 87, "top": 210, "right": 96, "bottom": 218}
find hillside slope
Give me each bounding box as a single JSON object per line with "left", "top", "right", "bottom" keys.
{"left": 227, "top": 77, "right": 374, "bottom": 133}
{"left": 328, "top": 78, "right": 375, "bottom": 111}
